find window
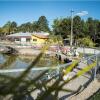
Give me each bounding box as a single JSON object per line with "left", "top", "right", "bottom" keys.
{"left": 33, "top": 39, "right": 37, "bottom": 41}
{"left": 15, "top": 38, "right": 20, "bottom": 41}
{"left": 26, "top": 38, "right": 30, "bottom": 42}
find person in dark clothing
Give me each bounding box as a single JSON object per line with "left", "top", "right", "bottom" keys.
{"left": 64, "top": 58, "right": 72, "bottom": 63}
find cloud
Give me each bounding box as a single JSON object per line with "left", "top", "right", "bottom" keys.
{"left": 76, "top": 11, "right": 88, "bottom": 16}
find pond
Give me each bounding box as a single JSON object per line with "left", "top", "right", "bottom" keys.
{"left": 0, "top": 53, "right": 59, "bottom": 69}
{"left": 0, "top": 53, "right": 61, "bottom": 79}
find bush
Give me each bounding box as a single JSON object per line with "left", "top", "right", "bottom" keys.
{"left": 78, "top": 37, "right": 94, "bottom": 47}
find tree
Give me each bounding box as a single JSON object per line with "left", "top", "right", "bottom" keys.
{"left": 95, "top": 21, "right": 100, "bottom": 46}
{"left": 24, "top": 22, "right": 32, "bottom": 32}
{"left": 2, "top": 21, "right": 17, "bottom": 35}
{"left": 97, "top": 21, "right": 100, "bottom": 37}
{"left": 73, "top": 16, "right": 82, "bottom": 38}
{"left": 52, "top": 18, "right": 71, "bottom": 38}
{"left": 18, "top": 22, "right": 32, "bottom": 33}
{"left": 31, "top": 21, "right": 39, "bottom": 32}
{"left": 59, "top": 18, "right": 71, "bottom": 38}
{"left": 2, "top": 21, "right": 12, "bottom": 35}
{"left": 81, "top": 20, "right": 88, "bottom": 38}
{"left": 37, "top": 16, "right": 50, "bottom": 32}
{"left": 52, "top": 18, "right": 62, "bottom": 35}
{"left": 10, "top": 21, "right": 17, "bottom": 33}
{"left": 86, "top": 17, "right": 95, "bottom": 39}
{"left": 78, "top": 37, "right": 94, "bottom": 47}
{"left": 17, "top": 17, "right": 50, "bottom": 33}
{"left": 93, "top": 20, "right": 99, "bottom": 42}
{"left": 0, "top": 27, "right": 3, "bottom": 36}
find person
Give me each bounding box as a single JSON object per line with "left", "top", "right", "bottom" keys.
{"left": 64, "top": 58, "right": 72, "bottom": 63}
{"left": 58, "top": 55, "right": 61, "bottom": 61}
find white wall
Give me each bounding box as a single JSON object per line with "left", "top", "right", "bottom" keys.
{"left": 76, "top": 47, "right": 100, "bottom": 54}
{"left": 21, "top": 38, "right": 26, "bottom": 42}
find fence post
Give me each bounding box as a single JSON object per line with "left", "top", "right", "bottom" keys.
{"left": 94, "top": 55, "right": 98, "bottom": 79}
{"left": 83, "top": 46, "right": 85, "bottom": 57}
{"left": 57, "top": 63, "right": 60, "bottom": 79}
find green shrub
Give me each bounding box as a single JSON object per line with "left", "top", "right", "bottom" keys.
{"left": 78, "top": 37, "right": 94, "bottom": 47}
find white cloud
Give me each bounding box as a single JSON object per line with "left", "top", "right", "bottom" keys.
{"left": 76, "top": 11, "right": 88, "bottom": 16}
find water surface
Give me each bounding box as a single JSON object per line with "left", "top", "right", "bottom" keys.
{"left": 0, "top": 53, "right": 59, "bottom": 69}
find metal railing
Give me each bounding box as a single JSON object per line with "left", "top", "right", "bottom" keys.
{"left": 0, "top": 54, "right": 99, "bottom": 80}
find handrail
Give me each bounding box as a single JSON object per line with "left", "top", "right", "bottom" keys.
{"left": 0, "top": 62, "right": 72, "bottom": 73}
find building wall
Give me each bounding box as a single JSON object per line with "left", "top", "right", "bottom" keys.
{"left": 31, "top": 35, "right": 47, "bottom": 45}
{"left": 10, "top": 37, "right": 31, "bottom": 45}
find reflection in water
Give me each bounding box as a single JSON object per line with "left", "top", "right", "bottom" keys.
{"left": 0, "top": 53, "right": 7, "bottom": 64}
{"left": 0, "top": 53, "right": 59, "bottom": 69}
{"left": 0, "top": 54, "right": 17, "bottom": 69}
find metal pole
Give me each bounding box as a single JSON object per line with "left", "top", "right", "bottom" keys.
{"left": 94, "top": 55, "right": 98, "bottom": 79}
{"left": 70, "top": 10, "right": 74, "bottom": 50}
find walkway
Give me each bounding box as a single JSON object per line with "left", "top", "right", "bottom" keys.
{"left": 68, "top": 79, "right": 100, "bottom": 100}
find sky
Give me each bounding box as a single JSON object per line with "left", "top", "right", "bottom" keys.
{"left": 0, "top": 0, "right": 100, "bottom": 28}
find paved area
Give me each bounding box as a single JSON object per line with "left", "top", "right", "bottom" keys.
{"left": 17, "top": 48, "right": 41, "bottom": 55}
{"left": 31, "top": 62, "right": 92, "bottom": 99}
{"left": 58, "top": 74, "right": 90, "bottom": 100}
{"left": 68, "top": 79, "right": 100, "bottom": 100}
{"left": 31, "top": 60, "right": 100, "bottom": 99}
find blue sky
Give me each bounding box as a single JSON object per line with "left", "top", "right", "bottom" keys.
{"left": 0, "top": 1, "right": 100, "bottom": 27}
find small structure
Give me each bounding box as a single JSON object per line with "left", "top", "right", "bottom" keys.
{"left": 7, "top": 32, "right": 31, "bottom": 44}
{"left": 7, "top": 32, "right": 49, "bottom": 46}
{"left": 63, "top": 38, "right": 70, "bottom": 46}
{"left": 31, "top": 32, "right": 49, "bottom": 46}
